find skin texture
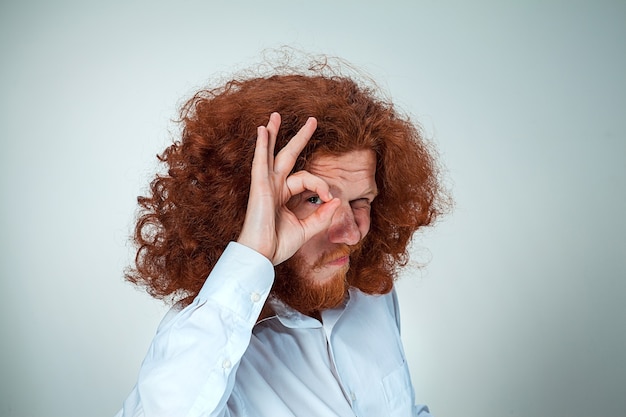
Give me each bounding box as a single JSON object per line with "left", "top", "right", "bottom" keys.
{"left": 287, "top": 149, "right": 377, "bottom": 286}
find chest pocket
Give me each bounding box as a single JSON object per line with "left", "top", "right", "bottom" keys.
{"left": 382, "top": 362, "right": 414, "bottom": 417}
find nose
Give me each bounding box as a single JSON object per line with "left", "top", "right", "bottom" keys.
{"left": 328, "top": 203, "right": 361, "bottom": 246}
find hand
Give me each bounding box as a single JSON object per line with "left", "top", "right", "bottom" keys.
{"left": 237, "top": 113, "right": 340, "bottom": 265}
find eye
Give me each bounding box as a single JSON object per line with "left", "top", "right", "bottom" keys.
{"left": 350, "top": 198, "right": 371, "bottom": 210}
{"left": 307, "top": 195, "right": 323, "bottom": 205}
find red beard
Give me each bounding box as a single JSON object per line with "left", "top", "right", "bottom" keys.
{"left": 272, "top": 243, "right": 363, "bottom": 315}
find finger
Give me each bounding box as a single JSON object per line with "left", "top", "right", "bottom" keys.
{"left": 266, "top": 112, "right": 281, "bottom": 168}
{"left": 250, "top": 126, "right": 270, "bottom": 187}
{"left": 299, "top": 198, "right": 341, "bottom": 241}
{"left": 239, "top": 125, "right": 275, "bottom": 259}
{"left": 274, "top": 117, "right": 317, "bottom": 174}
{"left": 285, "top": 170, "right": 334, "bottom": 202}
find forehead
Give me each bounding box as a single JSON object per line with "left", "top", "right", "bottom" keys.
{"left": 307, "top": 149, "right": 377, "bottom": 187}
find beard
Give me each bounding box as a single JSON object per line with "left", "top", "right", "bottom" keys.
{"left": 272, "top": 242, "right": 363, "bottom": 316}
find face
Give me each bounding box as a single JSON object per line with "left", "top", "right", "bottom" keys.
{"left": 273, "top": 149, "right": 378, "bottom": 314}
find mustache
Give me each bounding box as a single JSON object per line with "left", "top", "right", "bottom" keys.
{"left": 311, "top": 242, "right": 362, "bottom": 270}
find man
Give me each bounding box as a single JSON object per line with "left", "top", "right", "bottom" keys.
{"left": 117, "top": 57, "right": 448, "bottom": 416}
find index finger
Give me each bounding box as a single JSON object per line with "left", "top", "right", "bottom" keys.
{"left": 273, "top": 117, "right": 317, "bottom": 174}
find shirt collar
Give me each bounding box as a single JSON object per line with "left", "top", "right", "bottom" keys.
{"left": 262, "top": 290, "right": 355, "bottom": 330}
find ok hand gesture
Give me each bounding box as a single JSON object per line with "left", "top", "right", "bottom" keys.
{"left": 237, "top": 113, "right": 340, "bottom": 265}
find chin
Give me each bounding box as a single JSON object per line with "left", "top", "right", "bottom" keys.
{"left": 273, "top": 264, "right": 350, "bottom": 315}
{"left": 312, "top": 264, "right": 350, "bottom": 285}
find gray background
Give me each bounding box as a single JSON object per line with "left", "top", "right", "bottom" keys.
{"left": 1, "top": 1, "right": 625, "bottom": 416}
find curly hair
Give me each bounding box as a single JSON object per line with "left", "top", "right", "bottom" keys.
{"left": 126, "top": 57, "right": 449, "bottom": 305}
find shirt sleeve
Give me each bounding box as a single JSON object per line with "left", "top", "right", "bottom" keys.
{"left": 116, "top": 242, "right": 274, "bottom": 417}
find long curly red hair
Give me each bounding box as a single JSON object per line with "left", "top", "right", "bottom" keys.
{"left": 126, "top": 59, "right": 449, "bottom": 305}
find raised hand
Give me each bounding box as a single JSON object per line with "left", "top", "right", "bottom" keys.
{"left": 237, "top": 113, "right": 340, "bottom": 265}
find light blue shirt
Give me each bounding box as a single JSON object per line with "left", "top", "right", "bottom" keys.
{"left": 117, "top": 242, "right": 432, "bottom": 417}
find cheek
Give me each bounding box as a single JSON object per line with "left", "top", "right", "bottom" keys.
{"left": 294, "top": 236, "right": 322, "bottom": 265}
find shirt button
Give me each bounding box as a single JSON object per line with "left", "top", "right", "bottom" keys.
{"left": 222, "top": 359, "right": 232, "bottom": 369}
{"left": 250, "top": 292, "right": 261, "bottom": 302}
{"left": 350, "top": 391, "right": 357, "bottom": 402}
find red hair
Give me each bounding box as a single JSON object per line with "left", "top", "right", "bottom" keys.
{"left": 126, "top": 60, "right": 449, "bottom": 304}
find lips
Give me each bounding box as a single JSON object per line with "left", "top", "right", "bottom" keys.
{"left": 327, "top": 255, "right": 349, "bottom": 267}
{"left": 312, "top": 246, "right": 352, "bottom": 270}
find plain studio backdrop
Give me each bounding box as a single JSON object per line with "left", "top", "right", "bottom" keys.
{"left": 1, "top": 1, "right": 625, "bottom": 416}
